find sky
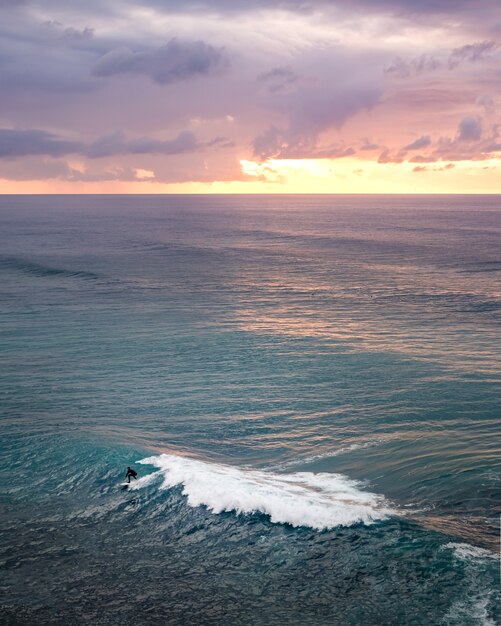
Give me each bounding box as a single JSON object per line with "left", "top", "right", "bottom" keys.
{"left": 0, "top": 0, "right": 500, "bottom": 193}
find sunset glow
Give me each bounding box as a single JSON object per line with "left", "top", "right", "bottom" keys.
{"left": 0, "top": 0, "right": 500, "bottom": 193}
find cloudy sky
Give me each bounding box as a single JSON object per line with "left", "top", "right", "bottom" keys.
{"left": 1, "top": 0, "right": 500, "bottom": 192}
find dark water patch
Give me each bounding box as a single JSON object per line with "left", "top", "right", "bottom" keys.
{"left": 459, "top": 260, "right": 501, "bottom": 274}
{"left": 0, "top": 256, "right": 100, "bottom": 281}
{"left": 373, "top": 289, "right": 501, "bottom": 317}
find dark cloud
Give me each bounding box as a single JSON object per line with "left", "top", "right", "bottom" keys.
{"left": 378, "top": 114, "right": 501, "bottom": 164}
{"left": 0, "top": 15, "right": 101, "bottom": 95}
{"left": 448, "top": 41, "right": 496, "bottom": 69}
{"left": 257, "top": 66, "right": 299, "bottom": 92}
{"left": 42, "top": 20, "right": 94, "bottom": 42}
{"left": 385, "top": 41, "right": 498, "bottom": 80}
{"left": 253, "top": 125, "right": 355, "bottom": 160}
{"left": 86, "top": 131, "right": 231, "bottom": 157}
{"left": 384, "top": 54, "right": 441, "bottom": 78}
{"left": 93, "top": 38, "right": 228, "bottom": 85}
{"left": 85, "top": 130, "right": 199, "bottom": 157}
{"left": 0, "top": 128, "right": 230, "bottom": 159}
{"left": 457, "top": 116, "right": 482, "bottom": 141}
{"left": 0, "top": 129, "right": 83, "bottom": 158}
{"left": 402, "top": 135, "right": 431, "bottom": 150}
{"left": 407, "top": 117, "right": 500, "bottom": 162}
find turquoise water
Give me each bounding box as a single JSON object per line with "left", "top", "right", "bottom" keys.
{"left": 0, "top": 195, "right": 500, "bottom": 625}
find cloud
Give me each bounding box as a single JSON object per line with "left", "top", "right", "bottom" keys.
{"left": 85, "top": 130, "right": 200, "bottom": 158}
{"left": 402, "top": 135, "right": 431, "bottom": 150}
{"left": 257, "top": 66, "right": 299, "bottom": 92}
{"left": 98, "top": 0, "right": 501, "bottom": 20}
{"left": 378, "top": 114, "right": 501, "bottom": 164}
{"left": 384, "top": 54, "right": 441, "bottom": 78}
{"left": 448, "top": 41, "right": 496, "bottom": 69}
{"left": 407, "top": 117, "right": 501, "bottom": 162}
{"left": 251, "top": 50, "right": 382, "bottom": 160}
{"left": 385, "top": 42, "right": 497, "bottom": 79}
{"left": 0, "top": 0, "right": 26, "bottom": 6}
{"left": 253, "top": 125, "right": 355, "bottom": 160}
{"left": 360, "top": 140, "right": 379, "bottom": 150}
{"left": 42, "top": 20, "right": 94, "bottom": 43}
{"left": 412, "top": 163, "right": 455, "bottom": 172}
{"left": 457, "top": 116, "right": 482, "bottom": 142}
{"left": 0, "top": 0, "right": 500, "bottom": 189}
{"left": 0, "top": 129, "right": 83, "bottom": 158}
{"left": 477, "top": 94, "right": 497, "bottom": 114}
{"left": 0, "top": 128, "right": 230, "bottom": 159}
{"left": 93, "top": 38, "right": 228, "bottom": 85}
{"left": 377, "top": 147, "right": 404, "bottom": 164}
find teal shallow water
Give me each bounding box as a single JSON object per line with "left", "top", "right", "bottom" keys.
{"left": 0, "top": 195, "right": 500, "bottom": 624}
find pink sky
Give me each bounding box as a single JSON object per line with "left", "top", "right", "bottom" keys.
{"left": 0, "top": 0, "right": 500, "bottom": 192}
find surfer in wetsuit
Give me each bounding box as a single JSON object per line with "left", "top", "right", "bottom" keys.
{"left": 125, "top": 466, "right": 138, "bottom": 483}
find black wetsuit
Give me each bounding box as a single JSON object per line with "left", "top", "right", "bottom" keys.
{"left": 125, "top": 468, "right": 138, "bottom": 483}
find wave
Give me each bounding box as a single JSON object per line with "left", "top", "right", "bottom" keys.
{"left": 442, "top": 593, "right": 497, "bottom": 626}
{"left": 0, "top": 255, "right": 100, "bottom": 281}
{"left": 460, "top": 261, "right": 501, "bottom": 274}
{"left": 270, "top": 438, "right": 388, "bottom": 471}
{"left": 440, "top": 542, "right": 498, "bottom": 626}
{"left": 442, "top": 542, "right": 497, "bottom": 562}
{"left": 135, "top": 453, "right": 394, "bottom": 529}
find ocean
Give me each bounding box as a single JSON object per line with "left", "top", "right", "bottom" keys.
{"left": 0, "top": 194, "right": 499, "bottom": 625}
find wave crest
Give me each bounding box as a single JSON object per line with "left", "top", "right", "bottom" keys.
{"left": 137, "top": 454, "right": 394, "bottom": 529}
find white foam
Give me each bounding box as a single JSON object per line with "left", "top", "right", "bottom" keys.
{"left": 137, "top": 453, "right": 394, "bottom": 529}
{"left": 441, "top": 593, "right": 497, "bottom": 626}
{"left": 125, "top": 471, "right": 160, "bottom": 491}
{"left": 443, "top": 542, "right": 497, "bottom": 561}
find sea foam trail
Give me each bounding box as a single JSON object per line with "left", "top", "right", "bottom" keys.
{"left": 137, "top": 454, "right": 394, "bottom": 529}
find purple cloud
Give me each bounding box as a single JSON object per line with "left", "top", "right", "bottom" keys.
{"left": 107, "top": 0, "right": 501, "bottom": 19}
{"left": 457, "top": 116, "right": 482, "bottom": 142}
{"left": 257, "top": 66, "right": 299, "bottom": 92}
{"left": 93, "top": 39, "right": 228, "bottom": 85}
{"left": 253, "top": 125, "right": 355, "bottom": 159}
{"left": 0, "top": 129, "right": 83, "bottom": 158}
{"left": 384, "top": 54, "right": 441, "bottom": 78}
{"left": 0, "top": 128, "right": 230, "bottom": 159}
{"left": 448, "top": 41, "right": 496, "bottom": 69}
{"left": 403, "top": 135, "right": 431, "bottom": 150}
{"left": 0, "top": 0, "right": 500, "bottom": 187}
{"left": 42, "top": 20, "right": 94, "bottom": 42}
{"left": 385, "top": 41, "right": 497, "bottom": 80}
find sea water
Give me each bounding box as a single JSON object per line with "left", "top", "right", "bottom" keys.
{"left": 0, "top": 195, "right": 499, "bottom": 625}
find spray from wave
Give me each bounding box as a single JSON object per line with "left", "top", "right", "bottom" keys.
{"left": 135, "top": 454, "right": 395, "bottom": 529}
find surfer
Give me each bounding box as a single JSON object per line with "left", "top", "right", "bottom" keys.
{"left": 125, "top": 466, "right": 138, "bottom": 483}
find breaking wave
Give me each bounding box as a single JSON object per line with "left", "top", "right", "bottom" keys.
{"left": 136, "top": 453, "right": 395, "bottom": 529}
{"left": 443, "top": 542, "right": 497, "bottom": 562}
